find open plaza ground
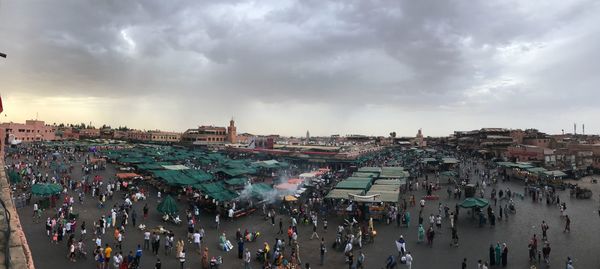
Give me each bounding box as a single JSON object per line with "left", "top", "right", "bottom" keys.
{"left": 7, "top": 145, "right": 600, "bottom": 269}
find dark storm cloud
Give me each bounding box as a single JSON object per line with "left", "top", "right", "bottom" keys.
{"left": 1, "top": 0, "right": 599, "bottom": 135}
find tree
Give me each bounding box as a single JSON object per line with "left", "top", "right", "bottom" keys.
{"left": 389, "top": 132, "right": 396, "bottom": 138}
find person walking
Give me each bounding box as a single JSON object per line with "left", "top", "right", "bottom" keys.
{"left": 154, "top": 257, "right": 161, "bottom": 269}
{"left": 131, "top": 209, "right": 137, "bottom": 227}
{"left": 564, "top": 215, "right": 571, "bottom": 232}
{"left": 357, "top": 251, "right": 365, "bottom": 269}
{"left": 310, "top": 223, "right": 319, "bottom": 239}
{"left": 278, "top": 218, "right": 284, "bottom": 234}
{"left": 243, "top": 248, "right": 251, "bottom": 269}
{"left": 405, "top": 252, "right": 413, "bottom": 269}
{"left": 501, "top": 243, "right": 508, "bottom": 267}
{"left": 495, "top": 243, "right": 501, "bottom": 265}
{"left": 215, "top": 214, "right": 220, "bottom": 230}
{"left": 396, "top": 236, "right": 406, "bottom": 257}
{"left": 135, "top": 244, "right": 142, "bottom": 265}
{"left": 566, "top": 257, "right": 574, "bottom": 269}
{"left": 489, "top": 244, "right": 495, "bottom": 266}
{"left": 143, "top": 204, "right": 149, "bottom": 220}
{"left": 542, "top": 243, "right": 551, "bottom": 264}
{"left": 451, "top": 226, "right": 459, "bottom": 247}
{"left": 237, "top": 238, "right": 244, "bottom": 259}
{"left": 104, "top": 244, "right": 112, "bottom": 269}
{"left": 462, "top": 258, "right": 467, "bottom": 269}
{"left": 541, "top": 221, "right": 549, "bottom": 240}
{"left": 320, "top": 238, "right": 326, "bottom": 265}
{"left": 347, "top": 251, "right": 354, "bottom": 269}
{"left": 427, "top": 226, "right": 435, "bottom": 247}
{"left": 152, "top": 233, "right": 161, "bottom": 255}
{"left": 201, "top": 247, "right": 209, "bottom": 269}
{"left": 178, "top": 249, "right": 185, "bottom": 269}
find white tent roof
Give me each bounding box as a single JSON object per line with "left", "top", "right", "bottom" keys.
{"left": 162, "top": 164, "right": 190, "bottom": 170}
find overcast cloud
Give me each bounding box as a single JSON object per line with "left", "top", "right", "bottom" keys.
{"left": 0, "top": 0, "right": 599, "bottom": 136}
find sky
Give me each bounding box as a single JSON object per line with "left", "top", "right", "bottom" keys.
{"left": 0, "top": 0, "right": 599, "bottom": 137}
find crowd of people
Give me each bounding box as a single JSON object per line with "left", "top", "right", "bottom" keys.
{"left": 4, "top": 144, "right": 585, "bottom": 268}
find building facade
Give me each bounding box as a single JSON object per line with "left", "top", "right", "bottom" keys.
{"left": 79, "top": 128, "right": 101, "bottom": 139}
{"left": 182, "top": 120, "right": 238, "bottom": 145}
{"left": 0, "top": 120, "right": 56, "bottom": 143}
{"left": 149, "top": 131, "right": 181, "bottom": 143}
{"left": 506, "top": 144, "right": 554, "bottom": 163}
{"left": 454, "top": 128, "right": 514, "bottom": 157}
{"left": 226, "top": 119, "right": 237, "bottom": 143}
{"left": 56, "top": 127, "right": 80, "bottom": 140}
{"left": 182, "top": 125, "right": 228, "bottom": 145}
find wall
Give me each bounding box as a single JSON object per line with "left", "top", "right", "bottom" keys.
{"left": 0, "top": 158, "right": 35, "bottom": 269}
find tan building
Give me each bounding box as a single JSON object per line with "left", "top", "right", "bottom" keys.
{"left": 182, "top": 125, "right": 228, "bottom": 145}
{"left": 0, "top": 120, "right": 56, "bottom": 143}
{"left": 56, "top": 127, "right": 80, "bottom": 140}
{"left": 127, "top": 130, "right": 181, "bottom": 143}
{"left": 182, "top": 120, "right": 238, "bottom": 145}
{"left": 414, "top": 129, "right": 426, "bottom": 147}
{"left": 506, "top": 145, "right": 554, "bottom": 163}
{"left": 227, "top": 119, "right": 237, "bottom": 143}
{"left": 79, "top": 128, "right": 101, "bottom": 138}
{"left": 127, "top": 130, "right": 152, "bottom": 141}
{"left": 112, "top": 130, "right": 129, "bottom": 140}
{"left": 149, "top": 131, "right": 181, "bottom": 143}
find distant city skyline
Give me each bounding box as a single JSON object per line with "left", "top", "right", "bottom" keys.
{"left": 1, "top": 1, "right": 599, "bottom": 137}
{"left": 2, "top": 115, "right": 595, "bottom": 138}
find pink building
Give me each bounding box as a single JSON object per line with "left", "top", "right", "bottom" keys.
{"left": 0, "top": 120, "right": 56, "bottom": 143}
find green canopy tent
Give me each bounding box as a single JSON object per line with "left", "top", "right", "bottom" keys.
{"left": 31, "top": 183, "right": 62, "bottom": 196}
{"left": 7, "top": 170, "right": 22, "bottom": 184}
{"left": 459, "top": 198, "right": 489, "bottom": 209}
{"left": 156, "top": 195, "right": 178, "bottom": 215}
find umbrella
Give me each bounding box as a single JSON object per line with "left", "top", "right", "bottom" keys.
{"left": 156, "top": 195, "right": 178, "bottom": 215}
{"left": 459, "top": 197, "right": 489, "bottom": 209}
{"left": 31, "top": 183, "right": 62, "bottom": 196}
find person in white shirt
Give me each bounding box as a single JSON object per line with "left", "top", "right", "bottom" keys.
{"left": 111, "top": 210, "right": 117, "bottom": 228}
{"left": 179, "top": 249, "right": 186, "bottom": 269}
{"left": 193, "top": 231, "right": 201, "bottom": 251}
{"left": 33, "top": 203, "right": 39, "bottom": 218}
{"left": 113, "top": 252, "right": 122, "bottom": 268}
{"left": 228, "top": 208, "right": 234, "bottom": 220}
{"left": 405, "top": 252, "right": 413, "bottom": 269}
{"left": 69, "top": 243, "right": 76, "bottom": 262}
{"left": 199, "top": 228, "right": 205, "bottom": 242}
{"left": 244, "top": 248, "right": 251, "bottom": 268}
{"left": 117, "top": 233, "right": 123, "bottom": 250}
{"left": 144, "top": 231, "right": 151, "bottom": 250}
{"left": 344, "top": 241, "right": 353, "bottom": 255}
